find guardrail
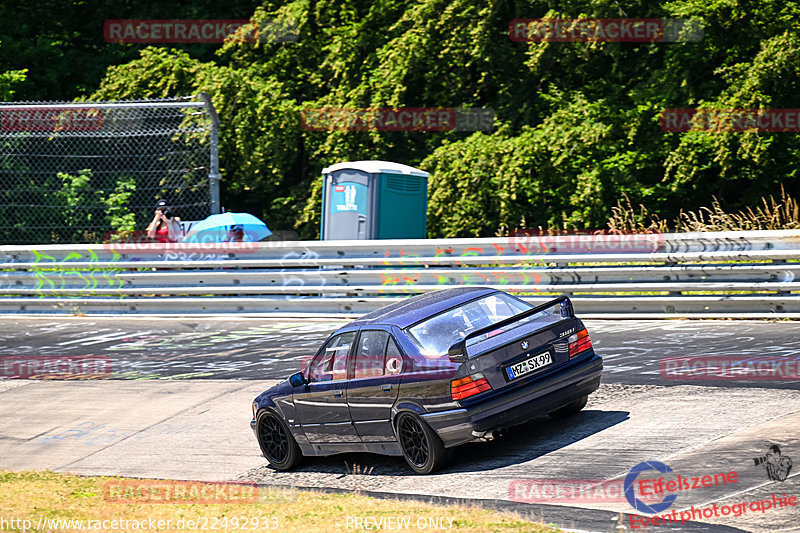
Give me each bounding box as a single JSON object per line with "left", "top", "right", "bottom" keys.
{"left": 1, "top": 230, "right": 798, "bottom": 318}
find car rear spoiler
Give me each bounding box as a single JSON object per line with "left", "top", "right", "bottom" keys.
{"left": 447, "top": 295, "right": 574, "bottom": 362}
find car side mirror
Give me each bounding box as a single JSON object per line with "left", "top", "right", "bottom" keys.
{"left": 289, "top": 372, "right": 306, "bottom": 387}
{"left": 447, "top": 340, "right": 467, "bottom": 363}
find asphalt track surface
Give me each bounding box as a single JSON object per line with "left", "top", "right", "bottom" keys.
{"left": 1, "top": 317, "right": 799, "bottom": 533}
{"left": 0, "top": 318, "right": 798, "bottom": 387}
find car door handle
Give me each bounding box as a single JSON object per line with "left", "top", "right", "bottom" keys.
{"left": 381, "top": 384, "right": 392, "bottom": 393}
{"left": 332, "top": 389, "right": 343, "bottom": 398}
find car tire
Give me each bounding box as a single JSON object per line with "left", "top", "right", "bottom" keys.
{"left": 255, "top": 409, "right": 302, "bottom": 471}
{"left": 548, "top": 394, "right": 588, "bottom": 419}
{"left": 395, "top": 413, "right": 452, "bottom": 474}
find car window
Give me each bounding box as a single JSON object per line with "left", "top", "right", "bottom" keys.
{"left": 308, "top": 332, "right": 355, "bottom": 382}
{"left": 404, "top": 293, "right": 537, "bottom": 358}
{"left": 385, "top": 337, "right": 403, "bottom": 375}
{"left": 354, "top": 330, "right": 389, "bottom": 379}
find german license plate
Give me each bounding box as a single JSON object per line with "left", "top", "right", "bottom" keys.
{"left": 506, "top": 350, "right": 553, "bottom": 380}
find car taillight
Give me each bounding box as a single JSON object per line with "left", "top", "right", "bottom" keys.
{"left": 568, "top": 329, "right": 593, "bottom": 357}
{"left": 252, "top": 402, "right": 256, "bottom": 419}
{"left": 451, "top": 373, "right": 492, "bottom": 400}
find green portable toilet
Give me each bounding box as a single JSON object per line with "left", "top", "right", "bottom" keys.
{"left": 320, "top": 160, "right": 428, "bottom": 240}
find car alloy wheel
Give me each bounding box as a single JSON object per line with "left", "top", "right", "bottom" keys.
{"left": 398, "top": 415, "right": 428, "bottom": 466}
{"left": 256, "top": 410, "right": 302, "bottom": 470}
{"left": 396, "top": 413, "right": 452, "bottom": 474}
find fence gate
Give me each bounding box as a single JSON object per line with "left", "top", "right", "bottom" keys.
{"left": 0, "top": 94, "right": 220, "bottom": 244}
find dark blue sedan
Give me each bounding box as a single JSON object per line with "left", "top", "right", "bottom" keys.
{"left": 251, "top": 287, "right": 603, "bottom": 474}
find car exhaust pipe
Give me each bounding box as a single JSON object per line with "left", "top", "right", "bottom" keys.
{"left": 491, "top": 427, "right": 508, "bottom": 440}
{"left": 472, "top": 427, "right": 508, "bottom": 442}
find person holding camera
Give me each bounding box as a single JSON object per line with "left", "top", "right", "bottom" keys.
{"left": 146, "top": 199, "right": 183, "bottom": 243}
{"left": 754, "top": 444, "right": 793, "bottom": 482}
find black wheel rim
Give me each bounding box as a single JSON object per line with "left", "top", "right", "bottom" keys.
{"left": 258, "top": 414, "right": 289, "bottom": 464}
{"left": 398, "top": 416, "right": 429, "bottom": 467}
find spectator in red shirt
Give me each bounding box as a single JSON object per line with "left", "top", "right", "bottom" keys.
{"left": 146, "top": 199, "right": 183, "bottom": 243}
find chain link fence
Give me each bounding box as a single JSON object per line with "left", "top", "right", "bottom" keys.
{"left": 0, "top": 95, "right": 219, "bottom": 244}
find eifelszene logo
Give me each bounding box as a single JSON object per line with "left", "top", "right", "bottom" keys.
{"left": 624, "top": 461, "right": 678, "bottom": 513}
{"left": 624, "top": 461, "right": 741, "bottom": 514}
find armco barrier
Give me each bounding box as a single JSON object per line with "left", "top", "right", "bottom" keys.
{"left": 0, "top": 230, "right": 798, "bottom": 317}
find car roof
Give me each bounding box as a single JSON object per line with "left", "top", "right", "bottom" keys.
{"left": 348, "top": 287, "right": 498, "bottom": 329}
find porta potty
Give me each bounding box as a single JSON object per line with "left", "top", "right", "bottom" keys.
{"left": 320, "top": 160, "right": 428, "bottom": 240}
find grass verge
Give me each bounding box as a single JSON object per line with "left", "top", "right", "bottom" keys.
{"left": 0, "top": 470, "right": 561, "bottom": 533}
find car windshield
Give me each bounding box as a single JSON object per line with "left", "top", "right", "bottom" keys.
{"left": 404, "top": 293, "right": 563, "bottom": 359}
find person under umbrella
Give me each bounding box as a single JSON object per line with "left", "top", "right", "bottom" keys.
{"left": 182, "top": 212, "right": 271, "bottom": 243}
{"left": 226, "top": 224, "right": 245, "bottom": 242}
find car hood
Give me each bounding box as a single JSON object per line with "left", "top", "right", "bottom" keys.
{"left": 255, "top": 379, "right": 293, "bottom": 407}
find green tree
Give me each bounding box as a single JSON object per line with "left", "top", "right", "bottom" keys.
{"left": 0, "top": 41, "right": 26, "bottom": 99}
{"left": 71, "top": 0, "right": 800, "bottom": 238}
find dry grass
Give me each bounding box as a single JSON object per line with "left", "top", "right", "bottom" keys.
{"left": 607, "top": 194, "right": 669, "bottom": 234}
{"left": 675, "top": 186, "right": 800, "bottom": 232}
{"left": 0, "top": 470, "right": 561, "bottom": 533}
{"left": 607, "top": 187, "right": 800, "bottom": 233}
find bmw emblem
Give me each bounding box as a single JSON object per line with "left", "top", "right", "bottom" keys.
{"left": 521, "top": 341, "right": 528, "bottom": 350}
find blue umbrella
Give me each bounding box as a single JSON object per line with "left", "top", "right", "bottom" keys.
{"left": 182, "top": 212, "right": 272, "bottom": 243}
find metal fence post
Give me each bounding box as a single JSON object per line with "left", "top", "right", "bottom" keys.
{"left": 200, "top": 93, "right": 222, "bottom": 215}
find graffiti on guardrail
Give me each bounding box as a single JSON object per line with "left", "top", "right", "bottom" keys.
{"left": 661, "top": 236, "right": 755, "bottom": 253}
{"left": 374, "top": 243, "right": 550, "bottom": 292}
{"left": 376, "top": 269, "right": 548, "bottom": 293}
{"left": 21, "top": 235, "right": 265, "bottom": 299}
{"left": 372, "top": 240, "right": 580, "bottom": 292}
{"left": 366, "top": 231, "right": 762, "bottom": 292}
{"left": 0, "top": 230, "right": 796, "bottom": 313}
{"left": 29, "top": 248, "right": 124, "bottom": 298}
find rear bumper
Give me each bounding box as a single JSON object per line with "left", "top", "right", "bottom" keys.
{"left": 421, "top": 353, "right": 603, "bottom": 447}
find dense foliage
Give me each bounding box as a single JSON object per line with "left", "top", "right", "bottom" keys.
{"left": 2, "top": 0, "right": 799, "bottom": 238}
